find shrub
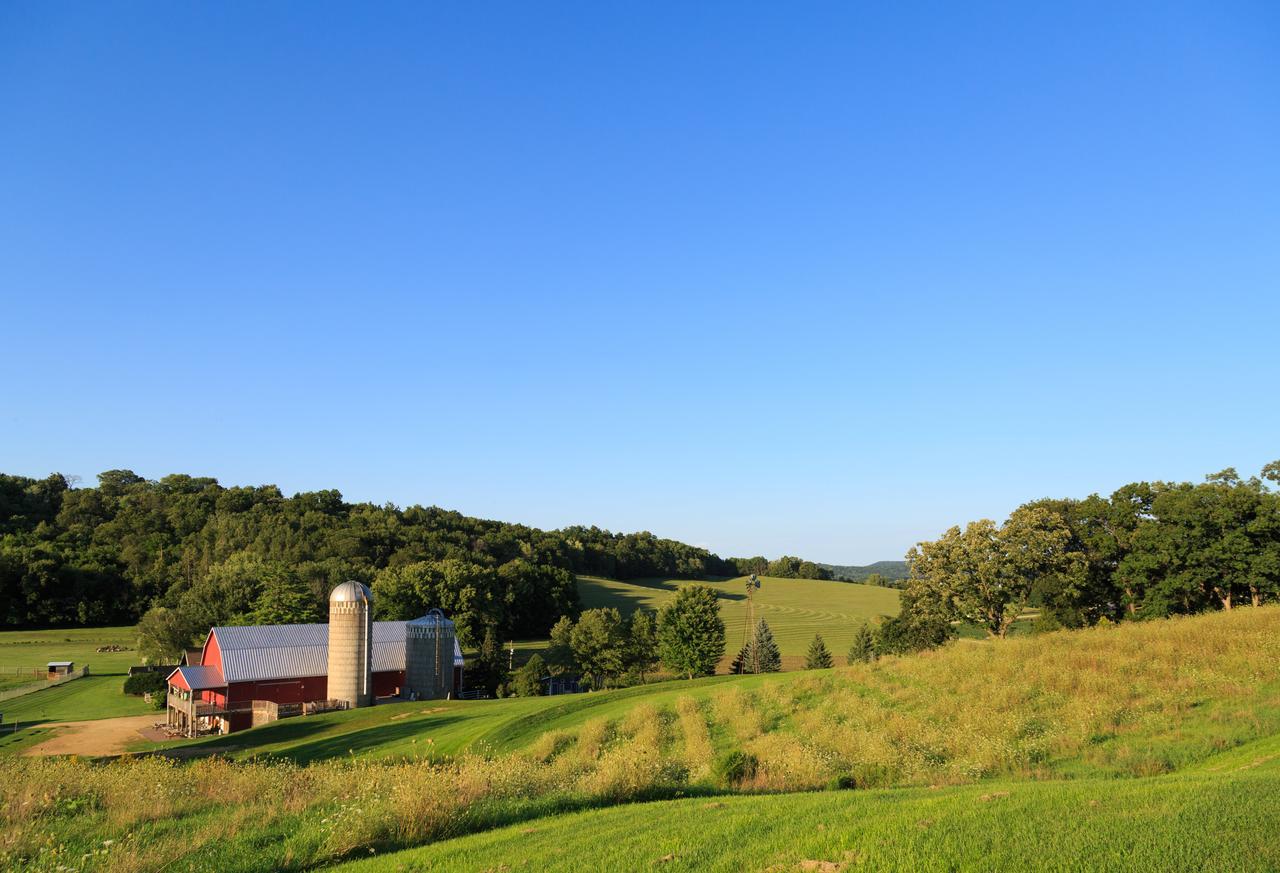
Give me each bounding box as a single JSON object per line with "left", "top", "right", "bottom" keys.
{"left": 826, "top": 773, "right": 858, "bottom": 790}
{"left": 714, "top": 749, "right": 758, "bottom": 787}
{"left": 123, "top": 671, "right": 167, "bottom": 697}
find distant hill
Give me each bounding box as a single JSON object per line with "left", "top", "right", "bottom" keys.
{"left": 576, "top": 575, "right": 901, "bottom": 666}
{"left": 819, "top": 560, "right": 908, "bottom": 582}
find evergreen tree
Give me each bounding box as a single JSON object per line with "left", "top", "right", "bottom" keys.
{"left": 469, "top": 626, "right": 507, "bottom": 697}
{"left": 805, "top": 633, "right": 833, "bottom": 669}
{"left": 657, "top": 585, "right": 726, "bottom": 679}
{"left": 249, "top": 565, "right": 323, "bottom": 625}
{"left": 744, "top": 618, "right": 781, "bottom": 673}
{"left": 847, "top": 621, "right": 875, "bottom": 664}
{"left": 508, "top": 653, "right": 545, "bottom": 697}
{"left": 729, "top": 643, "right": 750, "bottom": 674}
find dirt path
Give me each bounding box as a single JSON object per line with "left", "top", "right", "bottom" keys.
{"left": 23, "top": 714, "right": 159, "bottom": 756}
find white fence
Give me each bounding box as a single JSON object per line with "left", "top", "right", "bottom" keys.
{"left": 0, "top": 666, "right": 90, "bottom": 703}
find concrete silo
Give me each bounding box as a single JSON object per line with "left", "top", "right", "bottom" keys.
{"left": 327, "top": 580, "right": 374, "bottom": 709}
{"left": 405, "top": 610, "right": 456, "bottom": 700}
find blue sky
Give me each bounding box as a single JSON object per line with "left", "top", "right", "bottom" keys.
{"left": 2, "top": 3, "right": 1278, "bottom": 564}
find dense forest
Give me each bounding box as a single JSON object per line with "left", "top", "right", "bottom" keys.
{"left": 896, "top": 462, "right": 1280, "bottom": 644}
{"left": 0, "top": 470, "right": 825, "bottom": 651}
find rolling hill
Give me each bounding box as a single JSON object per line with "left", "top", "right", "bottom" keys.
{"left": 339, "top": 737, "right": 1280, "bottom": 872}
{"left": 5, "top": 607, "right": 1279, "bottom": 872}
{"left": 575, "top": 575, "right": 901, "bottom": 668}
{"left": 818, "top": 560, "right": 909, "bottom": 582}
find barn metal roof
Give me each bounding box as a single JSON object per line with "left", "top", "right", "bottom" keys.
{"left": 170, "top": 664, "right": 226, "bottom": 690}
{"left": 210, "top": 622, "right": 409, "bottom": 683}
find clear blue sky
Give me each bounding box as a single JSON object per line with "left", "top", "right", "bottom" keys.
{"left": 2, "top": 3, "right": 1278, "bottom": 564}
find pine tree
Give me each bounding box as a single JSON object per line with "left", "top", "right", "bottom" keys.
{"left": 249, "top": 565, "right": 322, "bottom": 625}
{"left": 470, "top": 626, "right": 507, "bottom": 697}
{"left": 729, "top": 643, "right": 750, "bottom": 674}
{"left": 745, "top": 618, "right": 781, "bottom": 673}
{"left": 805, "top": 633, "right": 833, "bottom": 669}
{"left": 509, "top": 653, "right": 546, "bottom": 697}
{"left": 847, "top": 621, "right": 875, "bottom": 665}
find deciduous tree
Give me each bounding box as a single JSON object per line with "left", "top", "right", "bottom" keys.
{"left": 657, "top": 585, "right": 725, "bottom": 679}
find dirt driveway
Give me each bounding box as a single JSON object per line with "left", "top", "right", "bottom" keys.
{"left": 23, "top": 714, "right": 158, "bottom": 756}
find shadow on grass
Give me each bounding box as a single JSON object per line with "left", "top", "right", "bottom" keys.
{"left": 582, "top": 577, "right": 748, "bottom": 619}
{"left": 276, "top": 713, "right": 476, "bottom": 764}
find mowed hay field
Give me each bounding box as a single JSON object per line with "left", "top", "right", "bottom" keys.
{"left": 5, "top": 607, "right": 1280, "bottom": 872}
{"left": 132, "top": 672, "right": 794, "bottom": 764}
{"left": 0, "top": 627, "right": 152, "bottom": 728}
{"left": 577, "top": 575, "right": 900, "bottom": 668}
{"left": 0, "top": 626, "right": 140, "bottom": 683}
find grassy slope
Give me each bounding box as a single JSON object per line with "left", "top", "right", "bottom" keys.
{"left": 133, "top": 672, "right": 794, "bottom": 763}
{"left": 577, "top": 575, "right": 900, "bottom": 665}
{"left": 6, "top": 608, "right": 1280, "bottom": 873}
{"left": 0, "top": 627, "right": 152, "bottom": 726}
{"left": 342, "top": 736, "right": 1280, "bottom": 872}
{"left": 137, "top": 607, "right": 1280, "bottom": 787}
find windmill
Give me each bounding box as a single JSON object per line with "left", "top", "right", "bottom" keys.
{"left": 744, "top": 574, "right": 761, "bottom": 673}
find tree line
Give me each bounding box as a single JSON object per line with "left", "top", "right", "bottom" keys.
{"left": 469, "top": 585, "right": 727, "bottom": 696}
{"left": 895, "top": 461, "right": 1280, "bottom": 647}
{"left": 0, "top": 470, "right": 841, "bottom": 639}
{"left": 727, "top": 556, "right": 833, "bottom": 580}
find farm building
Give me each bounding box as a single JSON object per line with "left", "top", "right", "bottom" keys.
{"left": 166, "top": 582, "right": 461, "bottom": 736}
{"left": 47, "top": 660, "right": 74, "bottom": 676}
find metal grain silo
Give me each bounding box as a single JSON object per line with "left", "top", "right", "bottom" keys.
{"left": 405, "top": 610, "right": 456, "bottom": 700}
{"left": 327, "top": 580, "right": 373, "bottom": 709}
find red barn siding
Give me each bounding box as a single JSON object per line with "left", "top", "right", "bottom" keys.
{"left": 177, "top": 624, "right": 433, "bottom": 735}
{"left": 226, "top": 676, "right": 329, "bottom": 706}
{"left": 202, "top": 631, "right": 223, "bottom": 672}
{"left": 374, "top": 670, "right": 404, "bottom": 698}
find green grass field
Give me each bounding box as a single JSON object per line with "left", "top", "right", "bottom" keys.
{"left": 339, "top": 743, "right": 1280, "bottom": 872}
{"left": 132, "top": 671, "right": 794, "bottom": 762}
{"left": 0, "top": 626, "right": 141, "bottom": 675}
{"left": 575, "top": 575, "right": 900, "bottom": 667}
{"left": 4, "top": 607, "right": 1279, "bottom": 872}
{"left": 0, "top": 626, "right": 152, "bottom": 727}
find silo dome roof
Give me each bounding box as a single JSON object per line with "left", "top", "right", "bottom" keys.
{"left": 330, "top": 580, "right": 373, "bottom": 603}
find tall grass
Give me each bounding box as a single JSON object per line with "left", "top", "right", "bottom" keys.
{"left": 3, "top": 607, "right": 1279, "bottom": 872}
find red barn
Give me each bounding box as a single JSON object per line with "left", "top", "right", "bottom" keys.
{"left": 165, "top": 621, "right": 463, "bottom": 736}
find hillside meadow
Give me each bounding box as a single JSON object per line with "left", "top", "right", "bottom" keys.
{"left": 576, "top": 575, "right": 901, "bottom": 668}
{"left": 341, "top": 739, "right": 1280, "bottom": 872}
{"left": 2, "top": 607, "right": 1278, "bottom": 871}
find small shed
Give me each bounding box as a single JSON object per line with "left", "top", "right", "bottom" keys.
{"left": 47, "top": 661, "right": 74, "bottom": 678}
